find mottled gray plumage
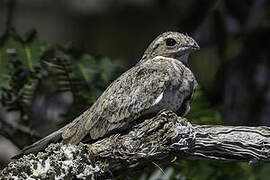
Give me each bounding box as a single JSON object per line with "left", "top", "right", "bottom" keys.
{"left": 16, "top": 31, "right": 199, "bottom": 157}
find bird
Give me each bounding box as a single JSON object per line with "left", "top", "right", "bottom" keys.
{"left": 15, "top": 31, "right": 200, "bottom": 157}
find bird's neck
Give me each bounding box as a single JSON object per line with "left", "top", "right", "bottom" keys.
{"left": 137, "top": 53, "right": 190, "bottom": 67}
{"left": 177, "top": 53, "right": 189, "bottom": 64}
{"left": 177, "top": 53, "right": 190, "bottom": 67}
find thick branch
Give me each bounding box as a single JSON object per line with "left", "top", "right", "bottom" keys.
{"left": 1, "top": 110, "right": 270, "bottom": 179}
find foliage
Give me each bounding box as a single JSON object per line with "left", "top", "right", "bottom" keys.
{"left": 0, "top": 29, "right": 123, "bottom": 147}
{"left": 1, "top": 28, "right": 269, "bottom": 179}
{"left": 187, "top": 87, "right": 222, "bottom": 125}
{"left": 172, "top": 160, "right": 270, "bottom": 180}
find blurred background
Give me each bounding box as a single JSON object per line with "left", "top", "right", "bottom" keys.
{"left": 0, "top": 0, "right": 270, "bottom": 179}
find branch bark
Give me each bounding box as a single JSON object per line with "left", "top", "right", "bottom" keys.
{"left": 1, "top": 110, "right": 270, "bottom": 179}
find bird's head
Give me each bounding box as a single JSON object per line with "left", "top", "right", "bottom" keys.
{"left": 139, "top": 31, "right": 200, "bottom": 65}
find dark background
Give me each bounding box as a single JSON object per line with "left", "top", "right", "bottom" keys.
{"left": 1, "top": 0, "right": 270, "bottom": 179}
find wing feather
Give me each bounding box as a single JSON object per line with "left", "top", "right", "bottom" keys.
{"left": 62, "top": 56, "right": 195, "bottom": 144}
{"left": 62, "top": 63, "right": 170, "bottom": 143}
{"left": 87, "top": 66, "right": 170, "bottom": 139}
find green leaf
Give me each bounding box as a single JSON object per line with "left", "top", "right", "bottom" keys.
{"left": 98, "top": 57, "right": 117, "bottom": 84}
{"left": 187, "top": 87, "right": 222, "bottom": 125}
{"left": 0, "top": 32, "right": 16, "bottom": 97}
{"left": 22, "top": 29, "right": 42, "bottom": 71}
{"left": 74, "top": 54, "right": 97, "bottom": 84}
{"left": 4, "top": 29, "right": 42, "bottom": 72}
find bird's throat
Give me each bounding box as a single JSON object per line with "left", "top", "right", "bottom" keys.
{"left": 177, "top": 53, "right": 190, "bottom": 66}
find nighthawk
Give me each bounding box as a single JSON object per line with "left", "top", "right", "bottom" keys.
{"left": 17, "top": 31, "right": 200, "bottom": 156}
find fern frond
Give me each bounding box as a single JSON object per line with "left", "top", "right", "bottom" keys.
{"left": 19, "top": 76, "right": 39, "bottom": 113}
{"left": 43, "top": 57, "right": 73, "bottom": 92}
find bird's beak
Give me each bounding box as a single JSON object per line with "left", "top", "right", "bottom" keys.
{"left": 177, "top": 41, "right": 200, "bottom": 52}
{"left": 186, "top": 40, "right": 200, "bottom": 51}
{"left": 190, "top": 42, "right": 200, "bottom": 51}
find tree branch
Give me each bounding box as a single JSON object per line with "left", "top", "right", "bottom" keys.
{"left": 1, "top": 110, "right": 270, "bottom": 179}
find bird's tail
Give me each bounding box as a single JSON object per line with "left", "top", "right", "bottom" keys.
{"left": 61, "top": 109, "right": 93, "bottom": 144}
{"left": 12, "top": 126, "right": 65, "bottom": 159}
{"left": 12, "top": 109, "right": 94, "bottom": 159}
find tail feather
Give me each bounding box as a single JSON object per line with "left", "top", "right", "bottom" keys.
{"left": 62, "top": 109, "right": 96, "bottom": 144}
{"left": 12, "top": 127, "right": 64, "bottom": 159}
{"left": 12, "top": 110, "right": 95, "bottom": 159}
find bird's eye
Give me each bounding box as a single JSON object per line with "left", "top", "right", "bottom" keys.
{"left": 166, "top": 38, "right": 177, "bottom": 46}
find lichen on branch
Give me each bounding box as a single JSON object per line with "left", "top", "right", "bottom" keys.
{"left": 1, "top": 110, "right": 270, "bottom": 179}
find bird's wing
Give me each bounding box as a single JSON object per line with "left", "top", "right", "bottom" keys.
{"left": 62, "top": 63, "right": 171, "bottom": 143}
